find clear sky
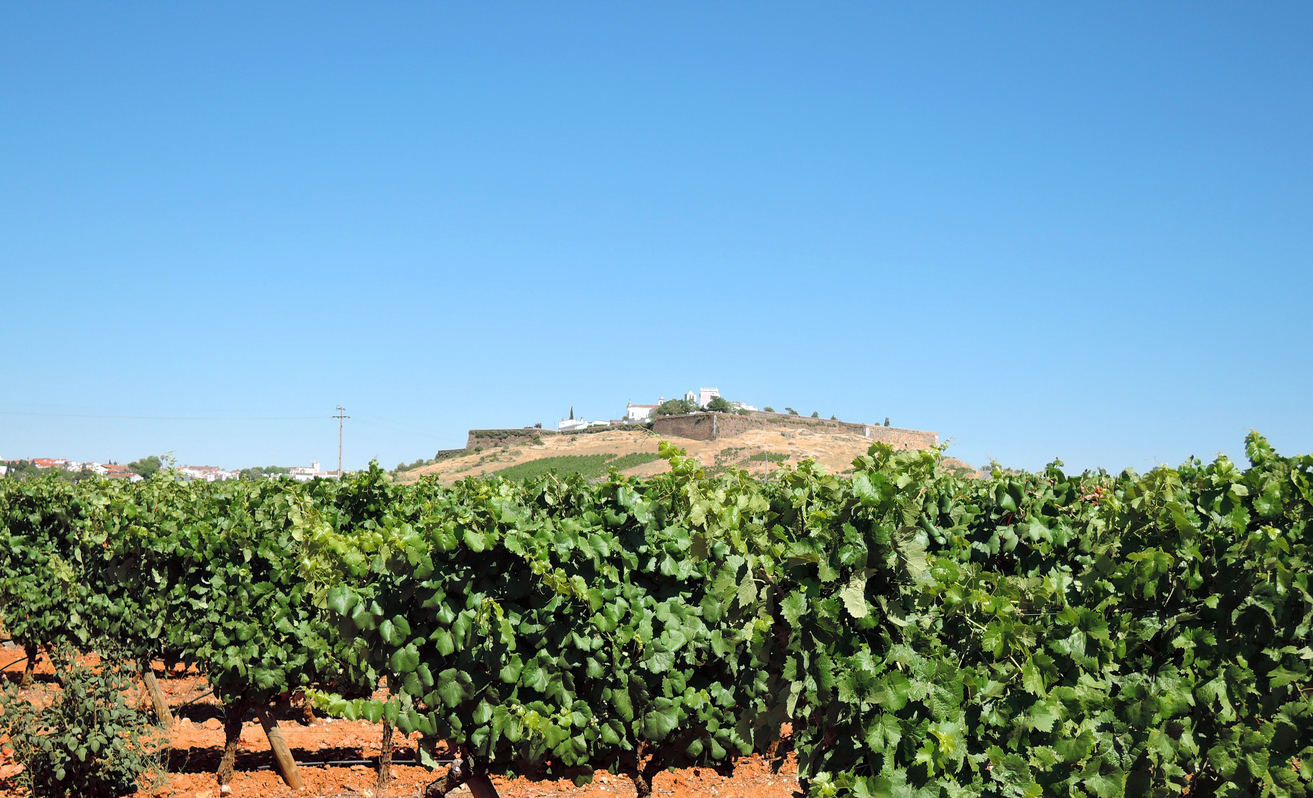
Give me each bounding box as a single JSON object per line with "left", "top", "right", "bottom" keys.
{"left": 2, "top": 3, "right": 1310, "bottom": 473}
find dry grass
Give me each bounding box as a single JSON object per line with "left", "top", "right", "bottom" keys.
{"left": 396, "top": 427, "right": 965, "bottom": 485}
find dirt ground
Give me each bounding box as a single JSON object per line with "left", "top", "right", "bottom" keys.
{"left": 0, "top": 651, "right": 799, "bottom": 798}
{"left": 398, "top": 427, "right": 970, "bottom": 486}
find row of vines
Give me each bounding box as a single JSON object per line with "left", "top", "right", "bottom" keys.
{"left": 1, "top": 434, "right": 1310, "bottom": 797}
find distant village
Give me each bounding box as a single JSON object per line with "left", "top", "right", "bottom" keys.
{"left": 0, "top": 458, "right": 340, "bottom": 483}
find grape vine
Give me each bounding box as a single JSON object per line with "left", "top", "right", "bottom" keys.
{"left": 0, "top": 433, "right": 1308, "bottom": 797}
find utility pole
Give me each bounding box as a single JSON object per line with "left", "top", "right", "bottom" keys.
{"left": 334, "top": 406, "right": 350, "bottom": 475}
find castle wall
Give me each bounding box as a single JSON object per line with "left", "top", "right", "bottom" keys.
{"left": 465, "top": 424, "right": 653, "bottom": 450}
{"left": 651, "top": 412, "right": 938, "bottom": 450}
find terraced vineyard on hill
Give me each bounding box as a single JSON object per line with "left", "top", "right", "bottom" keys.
{"left": 488, "top": 451, "right": 662, "bottom": 482}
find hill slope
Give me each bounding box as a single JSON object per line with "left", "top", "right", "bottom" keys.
{"left": 397, "top": 427, "right": 973, "bottom": 484}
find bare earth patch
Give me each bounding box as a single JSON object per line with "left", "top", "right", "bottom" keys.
{"left": 0, "top": 653, "right": 797, "bottom": 798}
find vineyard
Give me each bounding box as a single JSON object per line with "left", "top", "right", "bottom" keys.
{"left": 0, "top": 434, "right": 1310, "bottom": 798}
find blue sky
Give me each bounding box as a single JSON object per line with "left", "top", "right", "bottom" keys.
{"left": 2, "top": 3, "right": 1309, "bottom": 473}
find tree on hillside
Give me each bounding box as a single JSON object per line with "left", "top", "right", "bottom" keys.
{"left": 785, "top": 407, "right": 799, "bottom": 416}
{"left": 763, "top": 406, "right": 775, "bottom": 413}
{"left": 128, "top": 455, "right": 162, "bottom": 478}
{"left": 706, "top": 396, "right": 733, "bottom": 413}
{"left": 653, "top": 398, "right": 697, "bottom": 416}
{"left": 810, "top": 411, "right": 819, "bottom": 418}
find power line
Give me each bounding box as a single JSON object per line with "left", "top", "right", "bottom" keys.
{"left": 2, "top": 406, "right": 463, "bottom": 462}
{"left": 0, "top": 411, "right": 327, "bottom": 421}
{"left": 0, "top": 405, "right": 453, "bottom": 437}
{"left": 353, "top": 414, "right": 447, "bottom": 435}
{"left": 353, "top": 418, "right": 452, "bottom": 441}
{"left": 334, "top": 406, "right": 350, "bottom": 475}
{"left": 0, "top": 400, "right": 306, "bottom": 413}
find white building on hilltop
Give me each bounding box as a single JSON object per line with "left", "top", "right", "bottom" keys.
{"left": 679, "top": 388, "right": 723, "bottom": 409}
{"left": 559, "top": 418, "right": 611, "bottom": 431}
{"left": 625, "top": 401, "right": 658, "bottom": 422}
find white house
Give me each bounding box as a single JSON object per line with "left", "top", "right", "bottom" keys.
{"left": 287, "top": 462, "right": 320, "bottom": 482}
{"left": 625, "top": 402, "right": 658, "bottom": 422}
{"left": 102, "top": 464, "right": 143, "bottom": 482}
{"left": 559, "top": 418, "right": 611, "bottom": 432}
{"left": 178, "top": 465, "right": 238, "bottom": 482}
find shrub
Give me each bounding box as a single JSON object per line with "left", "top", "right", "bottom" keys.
{"left": 0, "top": 652, "right": 162, "bottom": 797}
{"left": 653, "top": 398, "right": 697, "bottom": 416}
{"left": 126, "top": 456, "right": 161, "bottom": 479}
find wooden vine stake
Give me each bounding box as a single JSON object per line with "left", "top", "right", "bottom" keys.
{"left": 141, "top": 665, "right": 173, "bottom": 728}
{"left": 377, "top": 716, "right": 393, "bottom": 788}
{"left": 255, "top": 705, "right": 303, "bottom": 790}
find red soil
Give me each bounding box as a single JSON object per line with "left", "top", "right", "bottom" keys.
{"left": 0, "top": 651, "right": 798, "bottom": 798}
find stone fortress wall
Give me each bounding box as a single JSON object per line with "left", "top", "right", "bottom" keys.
{"left": 652, "top": 411, "right": 938, "bottom": 449}
{"left": 467, "top": 412, "right": 938, "bottom": 452}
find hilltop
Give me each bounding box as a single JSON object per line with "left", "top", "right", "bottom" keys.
{"left": 395, "top": 424, "right": 975, "bottom": 484}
